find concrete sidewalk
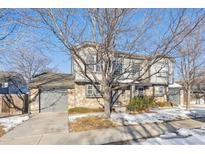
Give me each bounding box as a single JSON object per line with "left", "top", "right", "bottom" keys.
{"left": 0, "top": 117, "right": 205, "bottom": 145}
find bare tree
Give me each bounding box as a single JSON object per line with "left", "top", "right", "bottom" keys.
{"left": 0, "top": 9, "right": 17, "bottom": 42}
{"left": 5, "top": 48, "right": 52, "bottom": 83}
{"left": 175, "top": 27, "right": 205, "bottom": 110}
{"left": 20, "top": 8, "right": 205, "bottom": 118}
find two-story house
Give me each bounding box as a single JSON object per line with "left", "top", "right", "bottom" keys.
{"left": 68, "top": 43, "right": 173, "bottom": 109}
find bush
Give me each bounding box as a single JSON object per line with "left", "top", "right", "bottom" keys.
{"left": 127, "top": 96, "right": 155, "bottom": 112}
{"left": 68, "top": 107, "right": 103, "bottom": 114}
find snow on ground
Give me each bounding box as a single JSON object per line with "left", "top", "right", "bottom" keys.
{"left": 131, "top": 126, "right": 205, "bottom": 145}
{"left": 111, "top": 108, "right": 205, "bottom": 125}
{"left": 0, "top": 115, "right": 29, "bottom": 132}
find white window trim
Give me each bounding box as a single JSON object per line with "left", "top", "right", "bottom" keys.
{"left": 154, "top": 86, "right": 165, "bottom": 97}
{"left": 86, "top": 84, "right": 101, "bottom": 98}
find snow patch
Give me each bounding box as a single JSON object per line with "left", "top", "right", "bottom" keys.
{"left": 176, "top": 128, "right": 194, "bottom": 137}
{"left": 160, "top": 132, "right": 177, "bottom": 139}
{"left": 0, "top": 115, "right": 29, "bottom": 132}
{"left": 111, "top": 108, "right": 192, "bottom": 125}
{"left": 131, "top": 127, "right": 205, "bottom": 145}
{"left": 111, "top": 108, "right": 205, "bottom": 125}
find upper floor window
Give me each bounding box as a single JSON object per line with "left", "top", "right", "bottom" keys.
{"left": 113, "top": 60, "right": 123, "bottom": 76}
{"left": 86, "top": 55, "right": 95, "bottom": 72}
{"left": 131, "top": 62, "right": 140, "bottom": 77}
{"left": 86, "top": 55, "right": 103, "bottom": 73}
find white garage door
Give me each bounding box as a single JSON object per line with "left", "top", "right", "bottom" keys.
{"left": 40, "top": 89, "right": 68, "bottom": 112}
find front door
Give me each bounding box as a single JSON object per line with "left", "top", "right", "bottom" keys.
{"left": 134, "top": 86, "right": 144, "bottom": 97}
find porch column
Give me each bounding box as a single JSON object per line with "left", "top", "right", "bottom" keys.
{"left": 131, "top": 85, "right": 135, "bottom": 99}
{"left": 180, "top": 89, "right": 184, "bottom": 106}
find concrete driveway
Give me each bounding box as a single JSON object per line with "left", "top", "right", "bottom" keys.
{"left": 0, "top": 112, "right": 68, "bottom": 144}
{"left": 1, "top": 112, "right": 205, "bottom": 145}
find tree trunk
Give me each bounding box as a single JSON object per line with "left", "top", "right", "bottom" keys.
{"left": 186, "top": 86, "right": 191, "bottom": 111}
{"left": 104, "top": 90, "right": 111, "bottom": 118}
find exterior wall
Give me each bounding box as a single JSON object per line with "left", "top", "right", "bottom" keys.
{"left": 68, "top": 83, "right": 104, "bottom": 109}
{"left": 150, "top": 58, "right": 173, "bottom": 85}
{"left": 181, "top": 91, "right": 205, "bottom": 105}
{"left": 73, "top": 47, "right": 103, "bottom": 82}
{"left": 0, "top": 94, "right": 24, "bottom": 115}
{"left": 144, "top": 86, "right": 153, "bottom": 96}
{"left": 29, "top": 89, "right": 40, "bottom": 114}
{"left": 68, "top": 83, "right": 168, "bottom": 109}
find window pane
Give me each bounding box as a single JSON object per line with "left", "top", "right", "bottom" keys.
{"left": 95, "top": 85, "right": 101, "bottom": 96}
{"left": 87, "top": 56, "right": 95, "bottom": 71}
{"left": 131, "top": 63, "right": 140, "bottom": 77}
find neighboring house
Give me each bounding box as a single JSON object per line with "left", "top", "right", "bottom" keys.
{"left": 0, "top": 72, "right": 28, "bottom": 94}
{"left": 178, "top": 77, "right": 205, "bottom": 105}
{"left": 0, "top": 71, "right": 29, "bottom": 114}
{"left": 29, "top": 72, "right": 74, "bottom": 113}
{"left": 168, "top": 83, "right": 183, "bottom": 106}
{"left": 68, "top": 43, "right": 174, "bottom": 109}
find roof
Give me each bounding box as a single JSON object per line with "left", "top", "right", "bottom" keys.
{"left": 169, "top": 83, "right": 182, "bottom": 88}
{"left": 0, "top": 71, "right": 19, "bottom": 79}
{"left": 75, "top": 42, "right": 173, "bottom": 61}
{"left": 29, "top": 72, "right": 75, "bottom": 89}
{"left": 0, "top": 71, "right": 26, "bottom": 84}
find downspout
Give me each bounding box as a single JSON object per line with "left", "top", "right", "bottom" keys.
{"left": 39, "top": 88, "right": 41, "bottom": 113}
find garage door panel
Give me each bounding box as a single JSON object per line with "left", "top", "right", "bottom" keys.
{"left": 40, "top": 89, "right": 68, "bottom": 112}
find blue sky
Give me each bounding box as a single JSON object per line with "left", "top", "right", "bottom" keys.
{"left": 1, "top": 8, "right": 204, "bottom": 77}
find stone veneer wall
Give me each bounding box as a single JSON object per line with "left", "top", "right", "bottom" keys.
{"left": 68, "top": 84, "right": 169, "bottom": 109}
{"left": 118, "top": 89, "right": 131, "bottom": 106}
{"left": 68, "top": 83, "right": 104, "bottom": 109}
{"left": 29, "top": 89, "right": 40, "bottom": 114}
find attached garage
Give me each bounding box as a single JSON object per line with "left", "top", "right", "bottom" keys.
{"left": 29, "top": 72, "right": 74, "bottom": 113}
{"left": 39, "top": 88, "right": 68, "bottom": 112}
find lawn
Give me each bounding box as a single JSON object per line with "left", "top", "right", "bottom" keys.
{"left": 68, "top": 107, "right": 104, "bottom": 114}
{"left": 69, "top": 117, "right": 117, "bottom": 132}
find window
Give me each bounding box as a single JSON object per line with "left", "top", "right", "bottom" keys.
{"left": 87, "top": 84, "right": 93, "bottom": 96}
{"left": 131, "top": 63, "right": 140, "bottom": 77}
{"left": 86, "top": 55, "right": 95, "bottom": 72}
{"left": 96, "top": 60, "right": 103, "bottom": 72}
{"left": 95, "top": 85, "right": 101, "bottom": 96}
{"left": 86, "top": 84, "right": 101, "bottom": 97}
{"left": 113, "top": 60, "right": 123, "bottom": 76}
{"left": 3, "top": 82, "right": 8, "bottom": 88}
{"left": 86, "top": 55, "right": 103, "bottom": 73}
{"left": 154, "top": 86, "right": 164, "bottom": 97}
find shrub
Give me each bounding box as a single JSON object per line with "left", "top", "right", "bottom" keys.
{"left": 127, "top": 96, "right": 155, "bottom": 112}
{"left": 68, "top": 107, "right": 103, "bottom": 114}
